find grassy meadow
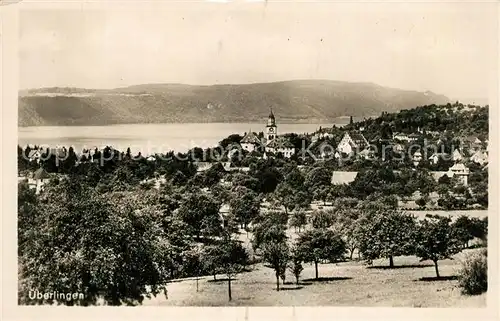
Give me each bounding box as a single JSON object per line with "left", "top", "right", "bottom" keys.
{"left": 143, "top": 249, "right": 486, "bottom": 307}
{"left": 143, "top": 207, "right": 487, "bottom": 307}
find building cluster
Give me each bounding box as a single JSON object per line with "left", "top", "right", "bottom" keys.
{"left": 239, "top": 109, "right": 295, "bottom": 158}
{"left": 20, "top": 110, "right": 488, "bottom": 193}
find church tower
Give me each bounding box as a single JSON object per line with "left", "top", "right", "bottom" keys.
{"left": 266, "top": 108, "right": 277, "bottom": 144}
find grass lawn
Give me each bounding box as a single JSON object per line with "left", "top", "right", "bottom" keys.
{"left": 142, "top": 249, "right": 486, "bottom": 307}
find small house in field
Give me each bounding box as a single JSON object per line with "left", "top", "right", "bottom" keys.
{"left": 28, "top": 167, "right": 51, "bottom": 194}
{"left": 447, "top": 163, "right": 470, "bottom": 186}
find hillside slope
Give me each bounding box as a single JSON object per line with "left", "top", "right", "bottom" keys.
{"left": 19, "top": 80, "right": 449, "bottom": 126}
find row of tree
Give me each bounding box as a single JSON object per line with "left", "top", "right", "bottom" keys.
{"left": 254, "top": 206, "right": 488, "bottom": 292}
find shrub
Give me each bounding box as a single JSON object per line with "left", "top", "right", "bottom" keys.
{"left": 457, "top": 249, "right": 487, "bottom": 295}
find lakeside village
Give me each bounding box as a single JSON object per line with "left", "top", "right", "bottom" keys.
{"left": 18, "top": 102, "right": 489, "bottom": 306}
{"left": 18, "top": 102, "right": 488, "bottom": 212}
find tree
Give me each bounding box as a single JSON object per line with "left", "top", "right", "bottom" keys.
{"left": 183, "top": 246, "right": 204, "bottom": 292}
{"left": 252, "top": 219, "right": 288, "bottom": 251}
{"left": 414, "top": 215, "right": 461, "bottom": 278}
{"left": 218, "top": 236, "right": 249, "bottom": 301}
{"left": 313, "top": 185, "right": 331, "bottom": 205}
{"left": 261, "top": 241, "right": 290, "bottom": 291}
{"left": 201, "top": 244, "right": 224, "bottom": 281}
{"left": 310, "top": 210, "right": 334, "bottom": 229}
{"left": 273, "top": 182, "right": 296, "bottom": 214}
{"left": 304, "top": 166, "right": 332, "bottom": 191}
{"left": 289, "top": 209, "right": 307, "bottom": 232}
{"left": 288, "top": 245, "right": 304, "bottom": 285}
{"left": 452, "top": 216, "right": 474, "bottom": 249}
{"left": 284, "top": 167, "right": 306, "bottom": 190}
{"left": 18, "top": 178, "right": 170, "bottom": 305}
{"left": 296, "top": 229, "right": 346, "bottom": 279}
{"left": 177, "top": 192, "right": 222, "bottom": 240}
{"left": 415, "top": 197, "right": 427, "bottom": 209}
{"left": 203, "top": 162, "right": 226, "bottom": 187}
{"left": 356, "top": 210, "right": 417, "bottom": 267}
{"left": 229, "top": 186, "right": 260, "bottom": 229}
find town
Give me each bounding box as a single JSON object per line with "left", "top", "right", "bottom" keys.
{"left": 17, "top": 101, "right": 488, "bottom": 306}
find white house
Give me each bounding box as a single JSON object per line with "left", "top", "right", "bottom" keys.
{"left": 240, "top": 131, "right": 262, "bottom": 153}
{"left": 28, "top": 167, "right": 51, "bottom": 194}
{"left": 336, "top": 131, "right": 369, "bottom": 155}
{"left": 448, "top": 163, "right": 470, "bottom": 186}
{"left": 265, "top": 137, "right": 295, "bottom": 158}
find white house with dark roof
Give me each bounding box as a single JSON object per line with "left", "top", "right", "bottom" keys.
{"left": 336, "top": 131, "right": 369, "bottom": 155}
{"left": 265, "top": 137, "right": 295, "bottom": 158}
{"left": 240, "top": 131, "right": 262, "bottom": 153}
{"left": 448, "top": 163, "right": 470, "bottom": 186}
{"left": 28, "top": 167, "right": 51, "bottom": 194}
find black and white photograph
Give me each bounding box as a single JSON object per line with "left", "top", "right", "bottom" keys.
{"left": 8, "top": 0, "right": 497, "bottom": 311}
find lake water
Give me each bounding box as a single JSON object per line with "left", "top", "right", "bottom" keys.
{"left": 18, "top": 123, "right": 337, "bottom": 155}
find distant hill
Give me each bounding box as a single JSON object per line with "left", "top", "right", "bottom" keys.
{"left": 18, "top": 80, "right": 450, "bottom": 126}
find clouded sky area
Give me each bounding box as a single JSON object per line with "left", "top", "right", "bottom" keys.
{"left": 19, "top": 2, "right": 497, "bottom": 103}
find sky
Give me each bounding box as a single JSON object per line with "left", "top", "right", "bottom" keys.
{"left": 19, "top": 2, "right": 497, "bottom": 103}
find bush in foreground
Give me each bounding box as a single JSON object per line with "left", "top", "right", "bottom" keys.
{"left": 457, "top": 249, "right": 487, "bottom": 295}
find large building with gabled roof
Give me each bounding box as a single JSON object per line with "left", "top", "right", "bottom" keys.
{"left": 336, "top": 131, "right": 369, "bottom": 156}
{"left": 240, "top": 131, "right": 262, "bottom": 153}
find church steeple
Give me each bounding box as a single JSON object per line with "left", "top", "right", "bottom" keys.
{"left": 267, "top": 107, "right": 276, "bottom": 127}
{"left": 266, "top": 107, "right": 277, "bottom": 144}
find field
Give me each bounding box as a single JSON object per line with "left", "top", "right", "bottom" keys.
{"left": 143, "top": 209, "right": 487, "bottom": 308}
{"left": 143, "top": 249, "right": 486, "bottom": 307}
{"left": 142, "top": 209, "right": 488, "bottom": 307}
